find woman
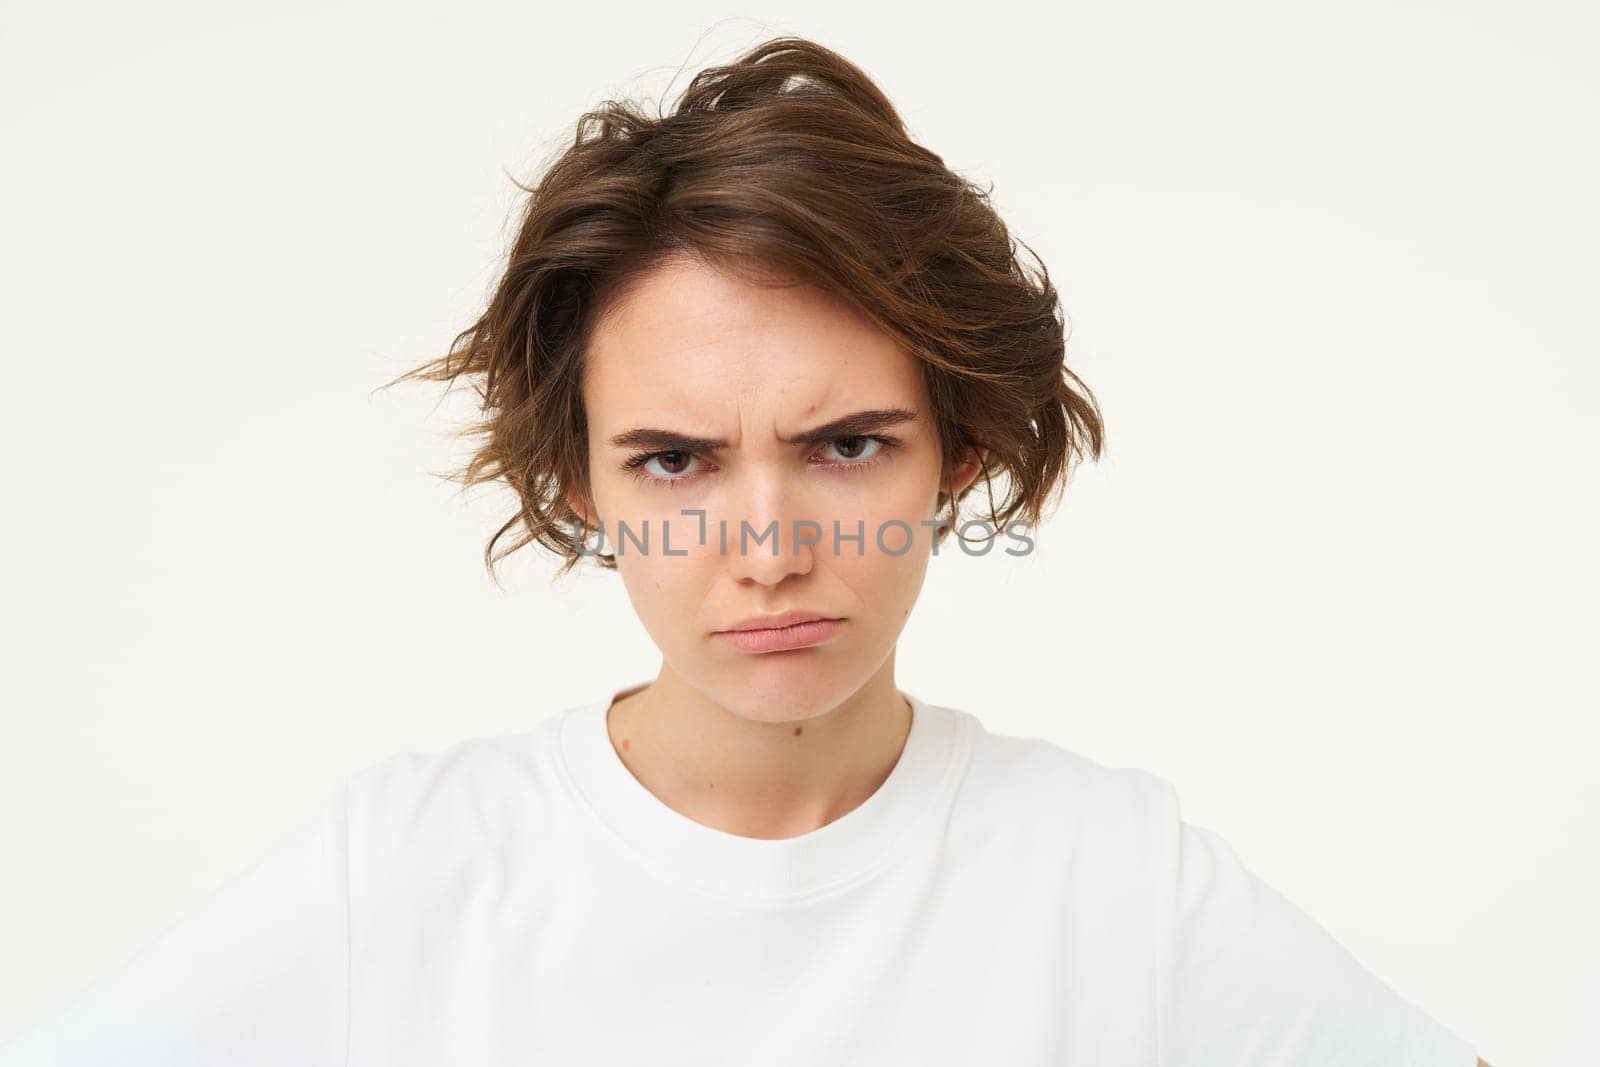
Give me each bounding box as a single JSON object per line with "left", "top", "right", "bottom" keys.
{"left": 0, "top": 35, "right": 1485, "bottom": 1067}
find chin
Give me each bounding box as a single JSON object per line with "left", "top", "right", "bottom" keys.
{"left": 699, "top": 662, "right": 871, "bottom": 724}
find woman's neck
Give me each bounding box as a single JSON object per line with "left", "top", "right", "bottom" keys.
{"left": 603, "top": 663, "right": 912, "bottom": 840}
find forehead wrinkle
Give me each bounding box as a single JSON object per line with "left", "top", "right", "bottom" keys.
{"left": 736, "top": 373, "right": 840, "bottom": 446}
{"left": 592, "top": 305, "right": 918, "bottom": 451}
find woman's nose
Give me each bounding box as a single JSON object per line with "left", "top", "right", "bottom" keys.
{"left": 720, "top": 466, "right": 817, "bottom": 585}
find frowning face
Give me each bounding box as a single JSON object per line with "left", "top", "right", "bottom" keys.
{"left": 572, "top": 253, "right": 981, "bottom": 724}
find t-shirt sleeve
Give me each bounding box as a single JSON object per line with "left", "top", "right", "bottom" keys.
{"left": 1147, "top": 776, "right": 1477, "bottom": 1067}
{"left": 0, "top": 781, "right": 351, "bottom": 1067}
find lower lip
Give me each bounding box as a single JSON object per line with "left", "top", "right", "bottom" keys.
{"left": 716, "top": 618, "right": 843, "bottom": 653}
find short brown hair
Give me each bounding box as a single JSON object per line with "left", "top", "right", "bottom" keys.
{"left": 382, "top": 35, "right": 1105, "bottom": 582}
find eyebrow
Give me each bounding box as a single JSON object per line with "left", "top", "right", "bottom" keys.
{"left": 607, "top": 407, "right": 920, "bottom": 452}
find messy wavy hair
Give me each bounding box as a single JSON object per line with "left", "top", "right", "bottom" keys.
{"left": 381, "top": 35, "right": 1104, "bottom": 582}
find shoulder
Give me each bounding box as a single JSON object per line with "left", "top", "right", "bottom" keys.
{"left": 958, "top": 708, "right": 1176, "bottom": 815}
{"left": 340, "top": 714, "right": 571, "bottom": 856}
{"left": 952, "top": 708, "right": 1181, "bottom": 852}
{"left": 938, "top": 707, "right": 1185, "bottom": 936}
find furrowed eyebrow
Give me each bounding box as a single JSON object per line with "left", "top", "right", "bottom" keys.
{"left": 607, "top": 407, "right": 919, "bottom": 452}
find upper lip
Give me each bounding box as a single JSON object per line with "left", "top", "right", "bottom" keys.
{"left": 718, "top": 610, "right": 841, "bottom": 633}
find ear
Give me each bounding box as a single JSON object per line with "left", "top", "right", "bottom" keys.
{"left": 564, "top": 484, "right": 596, "bottom": 528}
{"left": 942, "top": 441, "right": 989, "bottom": 501}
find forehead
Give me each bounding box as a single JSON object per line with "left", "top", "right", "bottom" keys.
{"left": 582, "top": 256, "right": 924, "bottom": 427}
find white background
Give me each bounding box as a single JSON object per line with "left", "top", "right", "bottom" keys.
{"left": 2, "top": 2, "right": 1594, "bottom": 1061}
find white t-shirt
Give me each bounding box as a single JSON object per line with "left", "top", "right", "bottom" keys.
{"left": 1, "top": 687, "right": 1479, "bottom": 1066}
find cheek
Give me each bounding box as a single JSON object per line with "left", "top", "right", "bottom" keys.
{"left": 826, "top": 495, "right": 935, "bottom": 602}
{"left": 614, "top": 544, "right": 715, "bottom": 629}
{"left": 845, "top": 470, "right": 942, "bottom": 550}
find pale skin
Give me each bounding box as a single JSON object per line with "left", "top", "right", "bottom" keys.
{"left": 564, "top": 254, "right": 1494, "bottom": 1067}
{"left": 566, "top": 251, "right": 984, "bottom": 841}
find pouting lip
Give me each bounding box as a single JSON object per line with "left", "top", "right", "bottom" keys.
{"left": 716, "top": 610, "right": 842, "bottom": 634}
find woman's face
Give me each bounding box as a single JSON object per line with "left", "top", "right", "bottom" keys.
{"left": 574, "top": 254, "right": 980, "bottom": 723}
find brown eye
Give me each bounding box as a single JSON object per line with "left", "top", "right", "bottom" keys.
{"left": 834, "top": 436, "right": 867, "bottom": 459}
{"left": 631, "top": 449, "right": 704, "bottom": 484}
{"left": 819, "top": 435, "right": 888, "bottom": 465}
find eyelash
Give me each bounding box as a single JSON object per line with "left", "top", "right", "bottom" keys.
{"left": 622, "top": 434, "right": 901, "bottom": 489}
